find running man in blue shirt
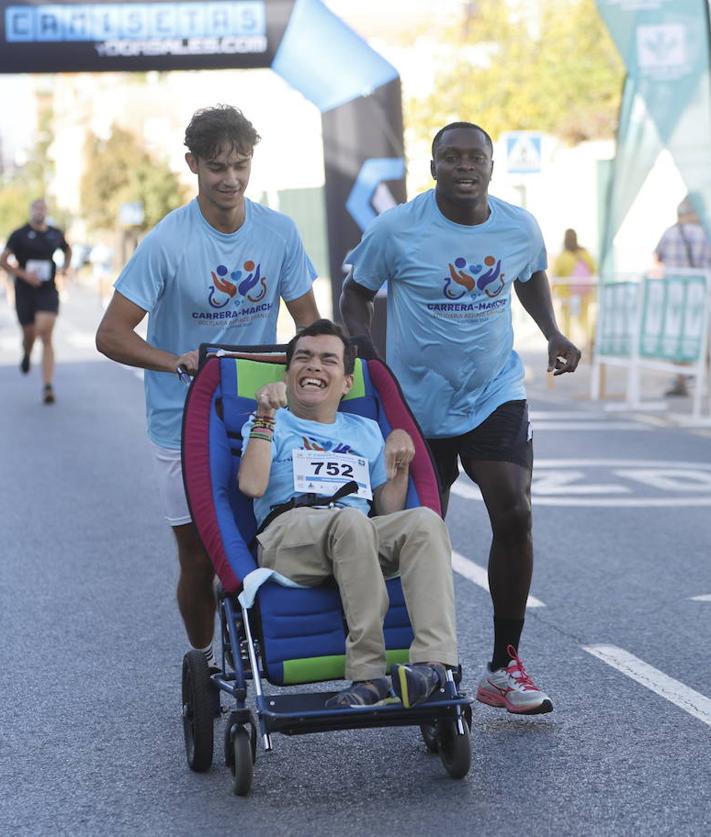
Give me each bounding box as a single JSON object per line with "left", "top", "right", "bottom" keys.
{"left": 340, "top": 122, "right": 581, "bottom": 714}
{"left": 96, "top": 105, "right": 320, "bottom": 667}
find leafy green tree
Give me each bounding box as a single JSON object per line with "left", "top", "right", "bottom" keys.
{"left": 0, "top": 96, "right": 56, "bottom": 236}
{"left": 411, "top": 0, "right": 624, "bottom": 146}
{"left": 22, "top": 93, "right": 55, "bottom": 198}
{"left": 0, "top": 180, "right": 33, "bottom": 235}
{"left": 80, "top": 126, "right": 187, "bottom": 233}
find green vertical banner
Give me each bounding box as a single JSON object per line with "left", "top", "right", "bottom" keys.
{"left": 597, "top": 0, "right": 711, "bottom": 276}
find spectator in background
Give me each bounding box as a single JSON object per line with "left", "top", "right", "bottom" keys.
{"left": 654, "top": 196, "right": 711, "bottom": 397}
{"left": 552, "top": 228, "right": 596, "bottom": 352}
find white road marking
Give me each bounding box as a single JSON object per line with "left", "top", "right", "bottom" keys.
{"left": 451, "top": 551, "right": 545, "bottom": 608}
{"left": 690, "top": 594, "right": 711, "bottom": 602}
{"left": 453, "top": 486, "right": 711, "bottom": 507}
{"left": 529, "top": 411, "right": 608, "bottom": 420}
{"left": 451, "top": 460, "right": 711, "bottom": 507}
{"left": 534, "top": 422, "right": 650, "bottom": 431}
{"left": 536, "top": 459, "right": 711, "bottom": 469}
{"left": 526, "top": 497, "right": 711, "bottom": 507}
{"left": 615, "top": 469, "right": 711, "bottom": 492}
{"left": 583, "top": 645, "right": 711, "bottom": 728}
{"left": 532, "top": 470, "right": 628, "bottom": 495}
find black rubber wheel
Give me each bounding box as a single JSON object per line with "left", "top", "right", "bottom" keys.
{"left": 438, "top": 719, "right": 471, "bottom": 779}
{"left": 182, "top": 651, "right": 214, "bottom": 772}
{"left": 230, "top": 726, "right": 254, "bottom": 796}
{"left": 420, "top": 722, "right": 439, "bottom": 753}
{"left": 224, "top": 715, "right": 236, "bottom": 769}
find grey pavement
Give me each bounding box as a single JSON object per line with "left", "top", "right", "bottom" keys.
{"left": 0, "top": 285, "right": 709, "bottom": 836}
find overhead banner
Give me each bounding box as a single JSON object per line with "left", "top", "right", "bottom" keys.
{"left": 597, "top": 0, "right": 711, "bottom": 276}
{"left": 0, "top": 0, "right": 406, "bottom": 314}
{"left": 0, "top": 0, "right": 295, "bottom": 71}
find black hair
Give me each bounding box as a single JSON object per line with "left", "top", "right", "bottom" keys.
{"left": 286, "top": 319, "right": 356, "bottom": 375}
{"left": 184, "top": 105, "right": 260, "bottom": 160}
{"left": 431, "top": 122, "right": 493, "bottom": 158}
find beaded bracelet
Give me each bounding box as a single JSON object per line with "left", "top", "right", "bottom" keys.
{"left": 252, "top": 413, "right": 275, "bottom": 429}
{"left": 249, "top": 430, "right": 274, "bottom": 443}
{"left": 251, "top": 423, "right": 274, "bottom": 435}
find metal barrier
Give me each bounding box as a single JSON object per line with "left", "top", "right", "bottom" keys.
{"left": 590, "top": 270, "right": 710, "bottom": 417}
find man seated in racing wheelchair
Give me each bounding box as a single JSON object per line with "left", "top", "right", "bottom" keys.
{"left": 238, "top": 318, "right": 459, "bottom": 709}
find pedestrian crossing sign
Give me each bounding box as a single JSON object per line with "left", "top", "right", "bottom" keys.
{"left": 504, "top": 132, "right": 542, "bottom": 174}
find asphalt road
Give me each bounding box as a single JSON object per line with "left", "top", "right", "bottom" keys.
{"left": 1, "top": 285, "right": 709, "bottom": 836}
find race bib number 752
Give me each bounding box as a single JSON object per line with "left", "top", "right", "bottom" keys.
{"left": 292, "top": 449, "right": 372, "bottom": 500}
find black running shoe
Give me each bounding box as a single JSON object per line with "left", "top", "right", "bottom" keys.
{"left": 20, "top": 353, "right": 30, "bottom": 374}
{"left": 325, "top": 677, "right": 391, "bottom": 708}
{"left": 391, "top": 663, "right": 446, "bottom": 708}
{"left": 43, "top": 384, "right": 55, "bottom": 404}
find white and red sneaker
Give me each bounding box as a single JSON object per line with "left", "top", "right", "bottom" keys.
{"left": 476, "top": 645, "right": 553, "bottom": 715}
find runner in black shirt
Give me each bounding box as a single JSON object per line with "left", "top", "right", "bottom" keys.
{"left": 0, "top": 199, "right": 72, "bottom": 403}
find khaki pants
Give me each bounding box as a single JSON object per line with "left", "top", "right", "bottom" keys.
{"left": 257, "top": 505, "right": 458, "bottom": 681}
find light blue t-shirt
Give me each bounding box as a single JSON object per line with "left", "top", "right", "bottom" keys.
{"left": 346, "top": 190, "right": 547, "bottom": 438}
{"left": 242, "top": 409, "right": 388, "bottom": 529}
{"left": 115, "top": 198, "right": 317, "bottom": 448}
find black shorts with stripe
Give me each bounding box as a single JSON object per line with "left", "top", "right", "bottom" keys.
{"left": 426, "top": 400, "right": 533, "bottom": 491}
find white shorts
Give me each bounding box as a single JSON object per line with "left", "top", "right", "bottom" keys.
{"left": 150, "top": 442, "right": 192, "bottom": 527}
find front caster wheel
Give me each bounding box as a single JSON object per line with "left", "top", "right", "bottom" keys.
{"left": 182, "top": 651, "right": 214, "bottom": 772}
{"left": 230, "top": 726, "right": 254, "bottom": 796}
{"left": 438, "top": 719, "right": 471, "bottom": 779}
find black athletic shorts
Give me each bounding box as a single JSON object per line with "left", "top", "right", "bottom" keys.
{"left": 14, "top": 280, "right": 59, "bottom": 326}
{"left": 426, "top": 400, "right": 533, "bottom": 491}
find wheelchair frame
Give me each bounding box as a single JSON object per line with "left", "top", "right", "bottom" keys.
{"left": 180, "top": 344, "right": 474, "bottom": 795}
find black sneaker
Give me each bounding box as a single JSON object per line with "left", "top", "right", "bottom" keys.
{"left": 20, "top": 353, "right": 30, "bottom": 374}
{"left": 325, "top": 677, "right": 391, "bottom": 708}
{"left": 391, "top": 663, "right": 446, "bottom": 708}
{"left": 43, "top": 384, "right": 55, "bottom": 404}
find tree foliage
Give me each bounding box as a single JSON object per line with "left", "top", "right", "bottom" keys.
{"left": 0, "top": 99, "right": 55, "bottom": 235}
{"left": 80, "top": 126, "right": 187, "bottom": 232}
{"left": 411, "top": 0, "right": 624, "bottom": 146}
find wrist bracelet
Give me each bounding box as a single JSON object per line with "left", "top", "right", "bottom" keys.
{"left": 252, "top": 417, "right": 275, "bottom": 431}
{"left": 250, "top": 430, "right": 274, "bottom": 443}
{"left": 252, "top": 423, "right": 275, "bottom": 434}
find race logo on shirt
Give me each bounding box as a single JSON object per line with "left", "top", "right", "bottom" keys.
{"left": 208, "top": 259, "right": 268, "bottom": 309}
{"left": 302, "top": 436, "right": 356, "bottom": 455}
{"left": 442, "top": 255, "right": 505, "bottom": 300}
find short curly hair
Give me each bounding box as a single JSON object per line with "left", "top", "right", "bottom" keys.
{"left": 184, "top": 105, "right": 260, "bottom": 160}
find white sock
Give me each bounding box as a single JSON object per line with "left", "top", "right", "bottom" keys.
{"left": 193, "top": 643, "right": 215, "bottom": 667}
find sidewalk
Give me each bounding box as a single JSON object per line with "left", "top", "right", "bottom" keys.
{"left": 518, "top": 335, "right": 711, "bottom": 427}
